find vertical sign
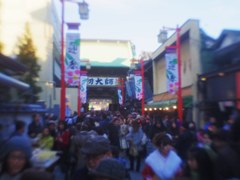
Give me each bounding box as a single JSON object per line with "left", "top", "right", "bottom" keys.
{"left": 165, "top": 48, "right": 178, "bottom": 94}
{"left": 65, "top": 33, "right": 80, "bottom": 86}
{"left": 118, "top": 89, "right": 123, "bottom": 105}
{"left": 80, "top": 72, "right": 88, "bottom": 104}
{"left": 117, "top": 78, "right": 123, "bottom": 105}
{"left": 134, "top": 71, "right": 142, "bottom": 100}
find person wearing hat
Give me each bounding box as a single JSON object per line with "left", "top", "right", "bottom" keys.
{"left": 72, "top": 135, "right": 112, "bottom": 180}
{"left": 89, "top": 158, "right": 127, "bottom": 180}
{"left": 0, "top": 136, "right": 32, "bottom": 180}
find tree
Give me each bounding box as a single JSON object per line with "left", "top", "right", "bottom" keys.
{"left": 16, "top": 23, "right": 42, "bottom": 103}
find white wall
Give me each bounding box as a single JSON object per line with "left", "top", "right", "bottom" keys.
{"left": 0, "top": 0, "right": 54, "bottom": 108}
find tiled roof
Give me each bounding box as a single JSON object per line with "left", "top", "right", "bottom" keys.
{"left": 81, "top": 58, "right": 130, "bottom": 67}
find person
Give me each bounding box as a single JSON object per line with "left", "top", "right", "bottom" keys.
{"left": 142, "top": 132, "right": 182, "bottom": 180}
{"left": 72, "top": 135, "right": 112, "bottom": 180}
{"left": 119, "top": 118, "right": 129, "bottom": 153}
{"left": 140, "top": 116, "right": 151, "bottom": 138}
{"left": 69, "top": 129, "right": 98, "bottom": 172}
{"left": 196, "top": 130, "right": 217, "bottom": 162}
{"left": 126, "top": 120, "right": 145, "bottom": 172}
{"left": 111, "top": 146, "right": 130, "bottom": 179}
{"left": 149, "top": 119, "right": 166, "bottom": 140}
{"left": 223, "top": 115, "right": 235, "bottom": 131}
{"left": 107, "top": 117, "right": 121, "bottom": 148}
{"left": 0, "top": 136, "right": 32, "bottom": 180}
{"left": 89, "top": 158, "right": 127, "bottom": 180}
{"left": 47, "top": 121, "right": 57, "bottom": 138}
{"left": 20, "top": 169, "right": 54, "bottom": 180}
{"left": 183, "top": 146, "right": 215, "bottom": 180}
{"left": 54, "top": 121, "right": 71, "bottom": 173}
{"left": 28, "top": 114, "right": 43, "bottom": 138}
{"left": 162, "top": 115, "right": 170, "bottom": 130}
{"left": 167, "top": 119, "right": 180, "bottom": 142}
{"left": 54, "top": 121, "right": 71, "bottom": 151}
{"left": 38, "top": 127, "right": 54, "bottom": 150}
{"left": 211, "top": 130, "right": 240, "bottom": 179}
{"left": 11, "top": 121, "right": 26, "bottom": 137}
{"left": 204, "top": 116, "right": 217, "bottom": 131}
{"left": 1, "top": 120, "right": 32, "bottom": 159}
{"left": 175, "top": 121, "right": 197, "bottom": 161}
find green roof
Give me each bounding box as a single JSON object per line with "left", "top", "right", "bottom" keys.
{"left": 80, "top": 58, "right": 130, "bottom": 67}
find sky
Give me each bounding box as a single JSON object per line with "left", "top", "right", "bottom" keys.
{"left": 55, "top": 0, "right": 240, "bottom": 57}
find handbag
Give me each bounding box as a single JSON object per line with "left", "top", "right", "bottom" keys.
{"left": 120, "top": 137, "right": 129, "bottom": 149}
{"left": 129, "top": 144, "right": 138, "bottom": 156}
{"left": 141, "top": 133, "right": 148, "bottom": 146}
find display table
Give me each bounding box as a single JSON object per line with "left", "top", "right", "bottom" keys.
{"left": 31, "top": 149, "right": 60, "bottom": 171}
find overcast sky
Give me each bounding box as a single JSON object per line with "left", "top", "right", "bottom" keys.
{"left": 54, "top": 0, "right": 240, "bottom": 56}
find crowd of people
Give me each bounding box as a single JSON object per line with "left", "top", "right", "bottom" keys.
{"left": 1, "top": 109, "right": 240, "bottom": 180}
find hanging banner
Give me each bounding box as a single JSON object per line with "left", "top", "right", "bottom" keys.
{"left": 165, "top": 48, "right": 178, "bottom": 94}
{"left": 134, "top": 71, "right": 142, "bottom": 100}
{"left": 65, "top": 33, "right": 80, "bottom": 86}
{"left": 80, "top": 72, "right": 88, "bottom": 104}
{"left": 118, "top": 89, "right": 123, "bottom": 105}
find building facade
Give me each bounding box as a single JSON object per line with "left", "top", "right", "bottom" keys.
{"left": 0, "top": 0, "right": 54, "bottom": 108}
{"left": 150, "top": 19, "right": 201, "bottom": 124}
{"left": 0, "top": 0, "right": 135, "bottom": 115}
{"left": 198, "top": 30, "right": 240, "bottom": 123}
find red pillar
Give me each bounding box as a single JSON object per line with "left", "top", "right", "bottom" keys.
{"left": 78, "top": 80, "right": 81, "bottom": 116}
{"left": 236, "top": 71, "right": 240, "bottom": 109}
{"left": 60, "top": 0, "right": 66, "bottom": 121}
{"left": 176, "top": 27, "right": 183, "bottom": 123}
{"left": 121, "top": 78, "right": 124, "bottom": 106}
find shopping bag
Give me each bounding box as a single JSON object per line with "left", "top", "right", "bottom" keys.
{"left": 129, "top": 144, "right": 138, "bottom": 156}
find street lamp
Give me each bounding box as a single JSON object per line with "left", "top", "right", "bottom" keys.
{"left": 78, "top": 0, "right": 89, "bottom": 20}
{"left": 158, "top": 29, "right": 168, "bottom": 44}
{"left": 60, "top": 0, "right": 89, "bottom": 121}
{"left": 131, "top": 59, "right": 145, "bottom": 116}
{"left": 158, "top": 26, "right": 183, "bottom": 123}
{"left": 78, "top": 59, "right": 91, "bottom": 116}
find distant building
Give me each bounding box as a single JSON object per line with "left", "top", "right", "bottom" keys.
{"left": 53, "top": 39, "right": 135, "bottom": 112}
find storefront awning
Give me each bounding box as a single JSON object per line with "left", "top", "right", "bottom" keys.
{"left": 0, "top": 73, "right": 30, "bottom": 90}
{"left": 145, "top": 96, "right": 192, "bottom": 108}
{"left": 146, "top": 99, "right": 176, "bottom": 108}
